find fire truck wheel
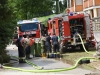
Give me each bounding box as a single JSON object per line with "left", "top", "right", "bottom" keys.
{"left": 85, "top": 44, "right": 89, "bottom": 50}
{"left": 80, "top": 44, "right": 88, "bottom": 51}
{"left": 60, "top": 47, "right": 66, "bottom": 54}
{"left": 71, "top": 46, "right": 76, "bottom": 50}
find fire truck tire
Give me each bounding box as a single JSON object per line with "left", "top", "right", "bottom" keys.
{"left": 80, "top": 44, "right": 88, "bottom": 50}
{"left": 71, "top": 46, "right": 76, "bottom": 50}
{"left": 60, "top": 47, "right": 66, "bottom": 54}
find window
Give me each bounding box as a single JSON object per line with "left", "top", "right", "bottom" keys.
{"left": 19, "top": 23, "right": 38, "bottom": 32}
{"left": 76, "top": 0, "right": 83, "bottom": 5}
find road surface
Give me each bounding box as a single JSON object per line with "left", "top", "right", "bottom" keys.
{"left": 0, "top": 44, "right": 99, "bottom": 75}
{"left": 0, "top": 31, "right": 100, "bottom": 75}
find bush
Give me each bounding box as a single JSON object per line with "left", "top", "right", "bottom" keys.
{"left": 0, "top": 49, "right": 10, "bottom": 63}
{"left": 0, "top": 0, "right": 16, "bottom": 64}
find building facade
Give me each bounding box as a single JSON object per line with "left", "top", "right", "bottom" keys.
{"left": 68, "top": 0, "right": 100, "bottom": 18}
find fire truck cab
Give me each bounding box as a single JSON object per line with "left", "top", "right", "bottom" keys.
{"left": 47, "top": 12, "right": 94, "bottom": 53}
{"left": 16, "top": 18, "right": 41, "bottom": 42}
{"left": 13, "top": 18, "right": 48, "bottom": 43}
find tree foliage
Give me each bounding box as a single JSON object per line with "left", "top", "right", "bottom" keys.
{"left": 14, "top": 0, "right": 54, "bottom": 19}
{"left": 54, "top": 0, "right": 67, "bottom": 14}
{"left": 0, "top": 0, "right": 16, "bottom": 62}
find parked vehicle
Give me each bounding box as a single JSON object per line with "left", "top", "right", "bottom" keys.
{"left": 47, "top": 12, "right": 95, "bottom": 53}
{"left": 13, "top": 18, "right": 47, "bottom": 43}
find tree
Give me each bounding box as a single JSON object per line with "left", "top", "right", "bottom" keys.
{"left": 59, "top": 1, "right": 64, "bottom": 13}
{"left": 63, "top": 0, "right": 67, "bottom": 9}
{"left": 0, "top": 0, "right": 16, "bottom": 63}
{"left": 15, "top": 0, "right": 54, "bottom": 19}
{"left": 55, "top": 0, "right": 59, "bottom": 14}
{"left": 54, "top": 0, "right": 67, "bottom": 14}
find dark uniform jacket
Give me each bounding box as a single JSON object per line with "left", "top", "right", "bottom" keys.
{"left": 45, "top": 35, "right": 51, "bottom": 46}
{"left": 16, "top": 37, "right": 25, "bottom": 57}
{"left": 51, "top": 35, "right": 58, "bottom": 45}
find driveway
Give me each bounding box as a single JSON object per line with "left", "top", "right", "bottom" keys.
{"left": 0, "top": 44, "right": 99, "bottom": 75}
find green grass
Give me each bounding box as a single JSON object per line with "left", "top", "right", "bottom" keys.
{"left": 61, "top": 49, "right": 98, "bottom": 70}
{"left": 62, "top": 51, "right": 93, "bottom": 64}
{"left": 37, "top": 14, "right": 56, "bottom": 26}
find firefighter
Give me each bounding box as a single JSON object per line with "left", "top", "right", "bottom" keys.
{"left": 30, "top": 35, "right": 35, "bottom": 58}
{"left": 51, "top": 33, "right": 59, "bottom": 53}
{"left": 41, "top": 34, "right": 46, "bottom": 57}
{"left": 24, "top": 35, "right": 32, "bottom": 59}
{"left": 45, "top": 33, "right": 52, "bottom": 53}
{"left": 16, "top": 35, "right": 26, "bottom": 63}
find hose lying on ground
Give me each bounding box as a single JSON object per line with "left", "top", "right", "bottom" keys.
{"left": 1, "top": 34, "right": 98, "bottom": 73}
{"left": 10, "top": 55, "right": 43, "bottom": 70}
{"left": 3, "top": 57, "right": 95, "bottom": 73}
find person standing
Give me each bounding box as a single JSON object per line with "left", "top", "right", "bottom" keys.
{"left": 41, "top": 34, "right": 46, "bottom": 57}
{"left": 24, "top": 35, "right": 32, "bottom": 59}
{"left": 51, "top": 33, "right": 59, "bottom": 53}
{"left": 30, "top": 36, "right": 35, "bottom": 58}
{"left": 45, "top": 33, "right": 51, "bottom": 53}
{"left": 16, "top": 35, "right": 26, "bottom": 63}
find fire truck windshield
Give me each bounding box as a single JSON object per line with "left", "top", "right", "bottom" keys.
{"left": 19, "top": 23, "right": 38, "bottom": 32}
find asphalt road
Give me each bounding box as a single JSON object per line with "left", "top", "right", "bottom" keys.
{"left": 0, "top": 44, "right": 98, "bottom": 75}
{"left": 0, "top": 31, "right": 100, "bottom": 75}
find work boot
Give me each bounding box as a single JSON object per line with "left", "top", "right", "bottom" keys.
{"left": 26, "top": 55, "right": 28, "bottom": 59}
{"left": 22, "top": 59, "right": 26, "bottom": 63}
{"left": 19, "top": 59, "right": 26, "bottom": 63}
{"left": 19, "top": 59, "right": 23, "bottom": 63}
{"left": 26, "top": 55, "right": 32, "bottom": 59}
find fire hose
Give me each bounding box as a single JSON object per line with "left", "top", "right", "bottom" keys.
{"left": 0, "top": 33, "right": 98, "bottom": 73}
{"left": 77, "top": 34, "right": 95, "bottom": 54}
{"left": 10, "top": 55, "right": 43, "bottom": 70}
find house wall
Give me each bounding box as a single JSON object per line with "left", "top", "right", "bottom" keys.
{"left": 83, "top": 0, "right": 89, "bottom": 9}
{"left": 75, "top": 5, "right": 83, "bottom": 12}
{"left": 68, "top": 0, "right": 100, "bottom": 18}
{"left": 89, "top": 0, "right": 93, "bottom": 7}
{"left": 95, "top": 0, "right": 100, "bottom": 6}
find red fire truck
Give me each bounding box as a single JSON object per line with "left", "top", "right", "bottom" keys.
{"left": 17, "top": 18, "right": 40, "bottom": 39}
{"left": 47, "top": 12, "right": 95, "bottom": 53}
{"left": 13, "top": 18, "right": 48, "bottom": 57}
{"left": 13, "top": 18, "right": 47, "bottom": 43}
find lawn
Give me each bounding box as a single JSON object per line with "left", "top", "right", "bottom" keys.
{"left": 58, "top": 48, "right": 100, "bottom": 71}
{"left": 37, "top": 14, "right": 56, "bottom": 26}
